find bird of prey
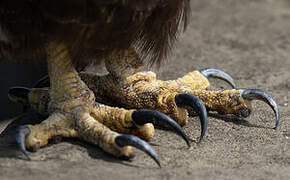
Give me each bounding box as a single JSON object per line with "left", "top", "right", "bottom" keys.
{"left": 0, "top": 0, "right": 279, "bottom": 167}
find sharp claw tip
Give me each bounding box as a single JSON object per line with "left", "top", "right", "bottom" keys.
{"left": 186, "top": 141, "right": 191, "bottom": 147}
{"left": 198, "top": 136, "right": 204, "bottom": 144}
{"left": 241, "top": 89, "right": 280, "bottom": 129}
{"left": 16, "top": 125, "right": 31, "bottom": 160}
{"left": 115, "top": 135, "right": 160, "bottom": 167}
{"left": 175, "top": 94, "right": 208, "bottom": 144}
{"left": 150, "top": 155, "right": 161, "bottom": 168}
{"left": 20, "top": 150, "right": 31, "bottom": 160}
{"left": 25, "top": 155, "right": 31, "bottom": 161}
{"left": 184, "top": 138, "right": 191, "bottom": 147}
{"left": 155, "top": 160, "right": 161, "bottom": 168}
{"left": 158, "top": 164, "right": 161, "bottom": 168}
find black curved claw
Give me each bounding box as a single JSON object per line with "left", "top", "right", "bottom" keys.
{"left": 241, "top": 89, "right": 280, "bottom": 129}
{"left": 15, "top": 125, "right": 31, "bottom": 160}
{"left": 115, "top": 135, "right": 160, "bottom": 167}
{"left": 8, "top": 87, "right": 30, "bottom": 104}
{"left": 8, "top": 87, "right": 30, "bottom": 112}
{"left": 199, "top": 68, "right": 237, "bottom": 89}
{"left": 33, "top": 75, "right": 50, "bottom": 88}
{"left": 175, "top": 94, "right": 208, "bottom": 143}
{"left": 132, "top": 109, "right": 190, "bottom": 147}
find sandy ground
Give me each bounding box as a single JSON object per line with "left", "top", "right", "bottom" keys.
{"left": 1, "top": 0, "right": 290, "bottom": 179}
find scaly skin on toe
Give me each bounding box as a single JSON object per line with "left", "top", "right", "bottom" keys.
{"left": 10, "top": 47, "right": 280, "bottom": 145}
{"left": 20, "top": 42, "right": 140, "bottom": 160}
{"left": 79, "top": 48, "right": 210, "bottom": 128}
{"left": 10, "top": 87, "right": 190, "bottom": 144}
{"left": 15, "top": 71, "right": 208, "bottom": 141}
{"left": 12, "top": 42, "right": 191, "bottom": 166}
{"left": 78, "top": 48, "right": 279, "bottom": 129}
{"left": 9, "top": 46, "right": 280, "bottom": 160}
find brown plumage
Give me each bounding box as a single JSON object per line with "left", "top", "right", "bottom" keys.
{"left": 0, "top": 0, "right": 190, "bottom": 67}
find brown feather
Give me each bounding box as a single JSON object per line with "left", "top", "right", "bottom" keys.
{"left": 0, "top": 0, "right": 190, "bottom": 68}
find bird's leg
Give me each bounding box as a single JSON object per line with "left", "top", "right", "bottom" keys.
{"left": 12, "top": 42, "right": 190, "bottom": 166}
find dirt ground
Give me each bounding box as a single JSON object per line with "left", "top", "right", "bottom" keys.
{"left": 1, "top": 0, "right": 290, "bottom": 179}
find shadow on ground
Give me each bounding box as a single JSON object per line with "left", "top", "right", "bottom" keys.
{"left": 0, "top": 0, "right": 290, "bottom": 179}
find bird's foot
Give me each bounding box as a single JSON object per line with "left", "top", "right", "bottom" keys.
{"left": 15, "top": 66, "right": 279, "bottom": 144}
{"left": 85, "top": 48, "right": 279, "bottom": 130}
{"left": 8, "top": 43, "right": 191, "bottom": 167}
{"left": 80, "top": 68, "right": 279, "bottom": 130}
{"left": 11, "top": 87, "right": 189, "bottom": 166}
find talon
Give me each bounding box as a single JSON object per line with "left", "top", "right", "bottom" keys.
{"left": 175, "top": 94, "right": 208, "bottom": 142}
{"left": 8, "top": 87, "right": 31, "bottom": 112}
{"left": 15, "top": 125, "right": 31, "bottom": 160}
{"left": 241, "top": 89, "right": 280, "bottom": 129}
{"left": 115, "top": 135, "right": 161, "bottom": 167}
{"left": 199, "top": 68, "right": 237, "bottom": 89}
{"left": 33, "top": 75, "right": 50, "bottom": 88}
{"left": 8, "top": 87, "right": 30, "bottom": 105}
{"left": 132, "top": 109, "right": 190, "bottom": 147}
